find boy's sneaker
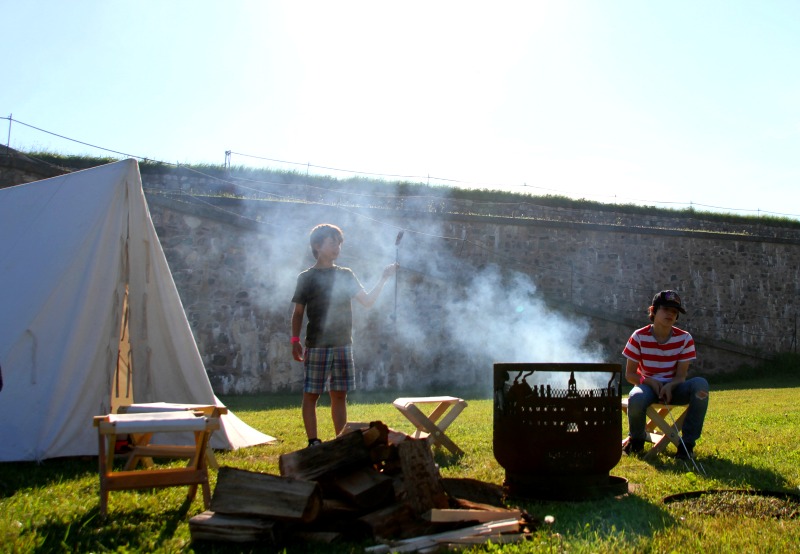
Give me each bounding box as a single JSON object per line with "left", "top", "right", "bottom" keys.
{"left": 307, "top": 438, "right": 322, "bottom": 448}
{"left": 623, "top": 439, "right": 644, "bottom": 455}
{"left": 675, "top": 443, "right": 694, "bottom": 460}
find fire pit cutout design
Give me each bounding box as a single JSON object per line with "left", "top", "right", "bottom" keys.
{"left": 494, "top": 363, "right": 628, "bottom": 500}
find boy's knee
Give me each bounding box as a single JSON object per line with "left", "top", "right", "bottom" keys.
{"left": 626, "top": 393, "right": 650, "bottom": 413}
{"left": 691, "top": 377, "right": 710, "bottom": 400}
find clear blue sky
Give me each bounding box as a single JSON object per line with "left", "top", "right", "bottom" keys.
{"left": 3, "top": 1, "right": 799, "bottom": 218}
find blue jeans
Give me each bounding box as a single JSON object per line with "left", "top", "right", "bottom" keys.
{"left": 627, "top": 377, "right": 709, "bottom": 449}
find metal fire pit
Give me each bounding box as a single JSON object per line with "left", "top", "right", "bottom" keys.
{"left": 493, "top": 363, "right": 628, "bottom": 500}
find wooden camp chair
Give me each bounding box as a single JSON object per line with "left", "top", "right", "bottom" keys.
{"left": 393, "top": 396, "right": 467, "bottom": 456}
{"left": 94, "top": 411, "right": 219, "bottom": 518}
{"left": 621, "top": 397, "right": 689, "bottom": 459}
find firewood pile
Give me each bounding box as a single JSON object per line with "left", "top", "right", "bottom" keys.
{"left": 189, "top": 421, "right": 540, "bottom": 551}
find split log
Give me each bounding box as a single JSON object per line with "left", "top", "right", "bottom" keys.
{"left": 279, "top": 429, "right": 371, "bottom": 481}
{"left": 211, "top": 466, "right": 322, "bottom": 523}
{"left": 423, "top": 508, "right": 522, "bottom": 523}
{"left": 321, "top": 498, "right": 361, "bottom": 518}
{"left": 450, "top": 497, "right": 517, "bottom": 513}
{"left": 365, "top": 517, "right": 521, "bottom": 553}
{"left": 337, "top": 421, "right": 391, "bottom": 447}
{"left": 291, "top": 531, "right": 342, "bottom": 544}
{"left": 441, "top": 477, "right": 506, "bottom": 507}
{"left": 188, "top": 511, "right": 281, "bottom": 544}
{"left": 358, "top": 502, "right": 428, "bottom": 540}
{"left": 434, "top": 532, "right": 531, "bottom": 547}
{"left": 396, "top": 439, "right": 449, "bottom": 515}
{"left": 328, "top": 466, "right": 395, "bottom": 509}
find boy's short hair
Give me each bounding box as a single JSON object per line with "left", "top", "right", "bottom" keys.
{"left": 309, "top": 224, "right": 344, "bottom": 259}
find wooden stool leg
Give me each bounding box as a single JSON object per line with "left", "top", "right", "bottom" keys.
{"left": 98, "top": 431, "right": 111, "bottom": 518}
{"left": 193, "top": 429, "right": 213, "bottom": 509}
{"left": 644, "top": 406, "right": 684, "bottom": 459}
{"left": 404, "top": 404, "right": 464, "bottom": 456}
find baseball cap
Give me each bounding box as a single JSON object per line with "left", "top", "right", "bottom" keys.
{"left": 652, "top": 290, "right": 686, "bottom": 314}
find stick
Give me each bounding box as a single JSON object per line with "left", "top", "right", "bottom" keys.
{"left": 666, "top": 407, "right": 706, "bottom": 475}
{"left": 394, "top": 230, "right": 404, "bottom": 325}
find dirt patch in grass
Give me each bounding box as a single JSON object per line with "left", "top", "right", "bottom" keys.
{"left": 664, "top": 489, "right": 799, "bottom": 520}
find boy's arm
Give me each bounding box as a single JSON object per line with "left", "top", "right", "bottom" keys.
{"left": 659, "top": 361, "right": 690, "bottom": 403}
{"left": 354, "top": 263, "right": 398, "bottom": 308}
{"left": 627, "top": 358, "right": 665, "bottom": 396}
{"left": 624, "top": 359, "right": 640, "bottom": 386}
{"left": 291, "top": 303, "right": 305, "bottom": 362}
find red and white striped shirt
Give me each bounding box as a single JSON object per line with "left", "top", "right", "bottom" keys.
{"left": 622, "top": 325, "right": 696, "bottom": 383}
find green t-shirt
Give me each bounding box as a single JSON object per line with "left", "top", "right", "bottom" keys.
{"left": 291, "top": 266, "right": 363, "bottom": 347}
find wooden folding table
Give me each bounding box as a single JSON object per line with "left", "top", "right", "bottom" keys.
{"left": 117, "top": 402, "right": 228, "bottom": 469}
{"left": 94, "top": 411, "right": 219, "bottom": 518}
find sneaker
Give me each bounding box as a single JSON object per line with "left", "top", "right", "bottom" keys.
{"left": 307, "top": 438, "right": 322, "bottom": 448}
{"left": 675, "top": 443, "right": 694, "bottom": 460}
{"left": 623, "top": 439, "right": 644, "bottom": 455}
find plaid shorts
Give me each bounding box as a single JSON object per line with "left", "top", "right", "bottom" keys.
{"left": 303, "top": 345, "right": 356, "bottom": 394}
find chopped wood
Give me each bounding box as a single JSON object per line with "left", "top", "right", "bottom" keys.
{"left": 396, "top": 439, "right": 449, "bottom": 515}
{"left": 291, "top": 530, "right": 342, "bottom": 544}
{"left": 210, "top": 466, "right": 322, "bottom": 523}
{"left": 369, "top": 443, "right": 396, "bottom": 462}
{"left": 423, "top": 508, "right": 523, "bottom": 523}
{"left": 328, "top": 466, "right": 395, "bottom": 509}
{"left": 365, "top": 517, "right": 522, "bottom": 553}
{"left": 449, "top": 497, "right": 513, "bottom": 512}
{"left": 338, "top": 421, "right": 371, "bottom": 435}
{"left": 362, "top": 425, "right": 384, "bottom": 446}
{"left": 188, "top": 510, "right": 281, "bottom": 544}
{"left": 337, "top": 420, "right": 391, "bottom": 447}
{"left": 436, "top": 532, "right": 531, "bottom": 546}
{"left": 321, "top": 497, "right": 361, "bottom": 517}
{"left": 441, "top": 477, "right": 506, "bottom": 506}
{"left": 189, "top": 420, "right": 537, "bottom": 551}
{"left": 358, "top": 502, "right": 425, "bottom": 540}
{"left": 279, "top": 429, "right": 371, "bottom": 481}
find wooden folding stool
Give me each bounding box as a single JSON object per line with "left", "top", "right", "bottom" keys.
{"left": 117, "top": 402, "right": 228, "bottom": 469}
{"left": 393, "top": 396, "right": 467, "bottom": 456}
{"left": 621, "top": 397, "right": 689, "bottom": 459}
{"left": 94, "top": 410, "right": 219, "bottom": 518}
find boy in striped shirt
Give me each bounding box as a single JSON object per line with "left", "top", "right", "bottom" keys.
{"left": 622, "top": 290, "right": 709, "bottom": 459}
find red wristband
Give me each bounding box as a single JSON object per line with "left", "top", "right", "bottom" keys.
{"left": 290, "top": 336, "right": 301, "bottom": 344}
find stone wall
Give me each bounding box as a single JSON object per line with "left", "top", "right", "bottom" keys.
{"left": 4, "top": 156, "right": 797, "bottom": 394}
{"left": 147, "top": 190, "right": 799, "bottom": 395}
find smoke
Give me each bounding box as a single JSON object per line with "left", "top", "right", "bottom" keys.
{"left": 239, "top": 188, "right": 609, "bottom": 396}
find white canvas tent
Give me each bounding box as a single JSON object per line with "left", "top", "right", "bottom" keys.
{"left": 0, "top": 159, "right": 275, "bottom": 462}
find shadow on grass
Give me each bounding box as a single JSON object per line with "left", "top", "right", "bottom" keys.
{"left": 192, "top": 537, "right": 377, "bottom": 554}
{"left": 647, "top": 451, "right": 795, "bottom": 492}
{"left": 0, "top": 456, "right": 96, "bottom": 500}
{"left": 512, "top": 491, "right": 680, "bottom": 541}
{"left": 220, "top": 392, "right": 299, "bottom": 411}
{"left": 25, "top": 503, "right": 191, "bottom": 554}
{"left": 432, "top": 448, "right": 465, "bottom": 469}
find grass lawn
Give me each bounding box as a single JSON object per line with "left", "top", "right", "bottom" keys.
{"left": 1, "top": 374, "right": 798, "bottom": 553}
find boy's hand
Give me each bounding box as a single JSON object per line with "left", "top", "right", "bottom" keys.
{"left": 292, "top": 343, "right": 304, "bottom": 362}
{"left": 383, "top": 263, "right": 399, "bottom": 279}
{"left": 659, "top": 382, "right": 675, "bottom": 404}
{"left": 643, "top": 378, "right": 662, "bottom": 396}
